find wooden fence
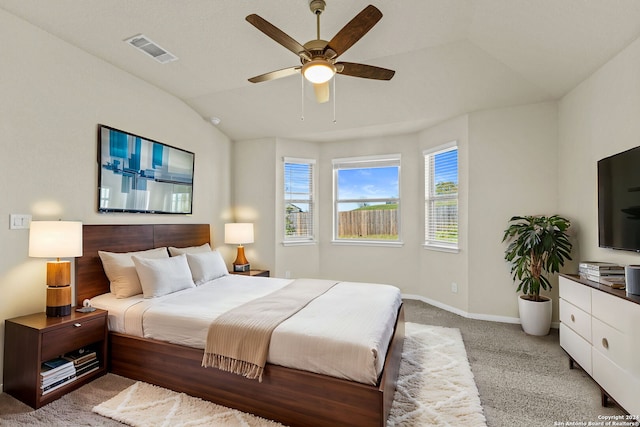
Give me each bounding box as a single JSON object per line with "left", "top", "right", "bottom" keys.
{"left": 338, "top": 209, "right": 398, "bottom": 237}
{"left": 287, "top": 209, "right": 399, "bottom": 238}
{"left": 286, "top": 212, "right": 312, "bottom": 236}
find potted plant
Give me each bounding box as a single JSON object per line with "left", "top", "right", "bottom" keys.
{"left": 502, "top": 215, "right": 573, "bottom": 335}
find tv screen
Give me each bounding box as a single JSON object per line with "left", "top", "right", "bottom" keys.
{"left": 98, "top": 125, "right": 194, "bottom": 214}
{"left": 598, "top": 145, "right": 640, "bottom": 252}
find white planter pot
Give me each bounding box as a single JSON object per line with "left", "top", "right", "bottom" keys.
{"left": 518, "top": 295, "right": 552, "bottom": 336}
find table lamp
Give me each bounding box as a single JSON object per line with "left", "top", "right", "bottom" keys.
{"left": 29, "top": 221, "right": 83, "bottom": 317}
{"left": 225, "top": 223, "right": 254, "bottom": 272}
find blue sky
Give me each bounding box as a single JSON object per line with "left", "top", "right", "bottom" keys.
{"left": 337, "top": 167, "right": 399, "bottom": 200}
{"left": 286, "top": 154, "right": 458, "bottom": 212}
{"left": 433, "top": 150, "right": 458, "bottom": 184}
{"left": 336, "top": 166, "right": 398, "bottom": 211}
{"left": 338, "top": 151, "right": 458, "bottom": 202}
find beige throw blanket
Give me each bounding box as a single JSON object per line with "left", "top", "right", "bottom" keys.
{"left": 201, "top": 278, "right": 338, "bottom": 381}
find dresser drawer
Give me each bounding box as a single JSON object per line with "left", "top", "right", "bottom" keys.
{"left": 559, "top": 299, "right": 591, "bottom": 342}
{"left": 559, "top": 276, "right": 591, "bottom": 313}
{"left": 591, "top": 289, "right": 639, "bottom": 334}
{"left": 41, "top": 315, "right": 105, "bottom": 361}
{"left": 592, "top": 317, "right": 635, "bottom": 376}
{"left": 560, "top": 323, "right": 592, "bottom": 375}
{"left": 592, "top": 348, "right": 640, "bottom": 415}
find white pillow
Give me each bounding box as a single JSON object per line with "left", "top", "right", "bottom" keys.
{"left": 98, "top": 247, "right": 169, "bottom": 298}
{"left": 168, "top": 243, "right": 211, "bottom": 256}
{"left": 132, "top": 254, "right": 195, "bottom": 298}
{"left": 186, "top": 250, "right": 229, "bottom": 285}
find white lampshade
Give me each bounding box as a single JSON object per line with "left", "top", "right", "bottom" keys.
{"left": 225, "top": 223, "right": 254, "bottom": 245}
{"left": 302, "top": 60, "right": 336, "bottom": 84}
{"left": 29, "top": 221, "right": 83, "bottom": 258}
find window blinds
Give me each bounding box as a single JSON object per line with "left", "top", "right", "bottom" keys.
{"left": 284, "top": 158, "right": 315, "bottom": 240}
{"left": 424, "top": 144, "right": 458, "bottom": 248}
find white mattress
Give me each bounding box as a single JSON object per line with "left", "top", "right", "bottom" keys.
{"left": 91, "top": 275, "right": 402, "bottom": 385}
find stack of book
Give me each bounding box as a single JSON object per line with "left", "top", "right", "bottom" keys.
{"left": 64, "top": 349, "right": 99, "bottom": 379}
{"left": 579, "top": 261, "right": 626, "bottom": 288}
{"left": 40, "top": 349, "right": 100, "bottom": 396}
{"left": 40, "top": 357, "right": 75, "bottom": 395}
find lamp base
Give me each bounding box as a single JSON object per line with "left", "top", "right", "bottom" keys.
{"left": 233, "top": 263, "right": 251, "bottom": 272}
{"left": 233, "top": 245, "right": 249, "bottom": 266}
{"left": 46, "top": 286, "right": 71, "bottom": 317}
{"left": 233, "top": 245, "right": 250, "bottom": 272}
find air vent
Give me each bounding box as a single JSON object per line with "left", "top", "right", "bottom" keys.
{"left": 124, "top": 34, "right": 178, "bottom": 64}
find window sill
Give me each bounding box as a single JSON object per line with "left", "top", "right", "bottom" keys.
{"left": 331, "top": 240, "right": 404, "bottom": 248}
{"left": 423, "top": 243, "right": 460, "bottom": 253}
{"left": 282, "top": 240, "right": 317, "bottom": 247}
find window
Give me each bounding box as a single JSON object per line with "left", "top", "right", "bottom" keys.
{"left": 283, "top": 158, "right": 315, "bottom": 243}
{"left": 424, "top": 143, "right": 459, "bottom": 251}
{"left": 333, "top": 154, "right": 400, "bottom": 243}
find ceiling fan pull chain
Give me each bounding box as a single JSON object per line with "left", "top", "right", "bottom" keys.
{"left": 301, "top": 72, "right": 305, "bottom": 121}
{"left": 333, "top": 77, "right": 337, "bottom": 123}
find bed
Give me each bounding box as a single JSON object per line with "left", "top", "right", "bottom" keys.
{"left": 75, "top": 224, "right": 405, "bottom": 427}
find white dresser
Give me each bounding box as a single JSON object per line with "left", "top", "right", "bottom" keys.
{"left": 559, "top": 275, "right": 640, "bottom": 415}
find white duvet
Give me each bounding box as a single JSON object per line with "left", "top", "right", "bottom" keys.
{"left": 91, "top": 274, "right": 402, "bottom": 385}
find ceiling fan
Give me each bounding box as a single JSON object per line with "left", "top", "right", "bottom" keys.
{"left": 246, "top": 0, "right": 395, "bottom": 103}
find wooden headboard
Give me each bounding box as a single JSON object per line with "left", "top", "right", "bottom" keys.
{"left": 75, "top": 224, "right": 210, "bottom": 307}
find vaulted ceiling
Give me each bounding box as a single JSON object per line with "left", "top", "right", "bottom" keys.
{"left": 2, "top": 0, "right": 640, "bottom": 141}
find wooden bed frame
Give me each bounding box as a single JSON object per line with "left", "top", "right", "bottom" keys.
{"left": 75, "top": 224, "right": 405, "bottom": 427}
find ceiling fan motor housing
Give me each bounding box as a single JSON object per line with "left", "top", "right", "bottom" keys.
{"left": 303, "top": 39, "right": 328, "bottom": 57}
{"left": 309, "top": 0, "right": 326, "bottom": 15}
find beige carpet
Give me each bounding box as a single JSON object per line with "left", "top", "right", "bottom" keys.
{"left": 91, "top": 323, "right": 485, "bottom": 427}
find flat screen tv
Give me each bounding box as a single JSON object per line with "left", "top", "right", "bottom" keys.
{"left": 98, "top": 124, "right": 194, "bottom": 214}
{"left": 598, "top": 145, "right": 640, "bottom": 252}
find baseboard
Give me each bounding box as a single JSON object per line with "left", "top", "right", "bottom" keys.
{"left": 402, "top": 293, "right": 560, "bottom": 329}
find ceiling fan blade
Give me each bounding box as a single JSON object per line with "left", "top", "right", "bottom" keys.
{"left": 248, "top": 66, "right": 300, "bottom": 83}
{"left": 337, "top": 62, "right": 395, "bottom": 80}
{"left": 246, "top": 14, "right": 310, "bottom": 59}
{"left": 325, "top": 5, "right": 382, "bottom": 59}
{"left": 313, "top": 82, "right": 330, "bottom": 103}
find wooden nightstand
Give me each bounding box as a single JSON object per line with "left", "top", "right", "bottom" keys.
{"left": 3, "top": 309, "right": 108, "bottom": 408}
{"left": 230, "top": 269, "right": 270, "bottom": 277}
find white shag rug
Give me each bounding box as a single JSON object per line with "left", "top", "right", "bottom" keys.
{"left": 388, "top": 323, "right": 486, "bottom": 426}
{"left": 93, "top": 323, "right": 486, "bottom": 427}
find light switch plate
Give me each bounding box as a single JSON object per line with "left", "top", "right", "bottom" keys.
{"left": 10, "top": 214, "right": 31, "bottom": 229}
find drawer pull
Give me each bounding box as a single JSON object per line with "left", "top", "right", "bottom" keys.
{"left": 602, "top": 338, "right": 609, "bottom": 349}
{"left": 74, "top": 323, "right": 82, "bottom": 328}
{"left": 570, "top": 314, "right": 575, "bottom": 322}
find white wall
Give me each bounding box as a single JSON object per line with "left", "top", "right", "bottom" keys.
{"left": 0, "top": 10, "right": 232, "bottom": 387}
{"left": 275, "top": 139, "right": 321, "bottom": 279}
{"left": 318, "top": 134, "right": 420, "bottom": 289}
{"left": 417, "top": 115, "right": 470, "bottom": 312}
{"left": 468, "top": 102, "right": 559, "bottom": 319}
{"left": 232, "top": 137, "right": 322, "bottom": 279}
{"left": 559, "top": 35, "right": 640, "bottom": 267}
{"left": 234, "top": 103, "right": 560, "bottom": 323}
{"left": 231, "top": 138, "right": 277, "bottom": 272}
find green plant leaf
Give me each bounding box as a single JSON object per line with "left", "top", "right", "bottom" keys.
{"left": 503, "top": 214, "right": 572, "bottom": 297}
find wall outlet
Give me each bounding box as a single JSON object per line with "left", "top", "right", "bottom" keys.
{"left": 285, "top": 270, "right": 291, "bottom": 279}
{"left": 9, "top": 214, "right": 31, "bottom": 229}
{"left": 451, "top": 282, "right": 458, "bottom": 293}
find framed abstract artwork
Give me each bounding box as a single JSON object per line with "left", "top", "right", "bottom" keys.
{"left": 97, "top": 124, "right": 194, "bottom": 214}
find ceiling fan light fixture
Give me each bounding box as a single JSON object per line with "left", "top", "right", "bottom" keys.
{"left": 302, "top": 60, "right": 336, "bottom": 84}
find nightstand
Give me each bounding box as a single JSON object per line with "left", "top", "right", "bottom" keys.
{"left": 230, "top": 269, "right": 270, "bottom": 277}
{"left": 3, "top": 309, "right": 108, "bottom": 408}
